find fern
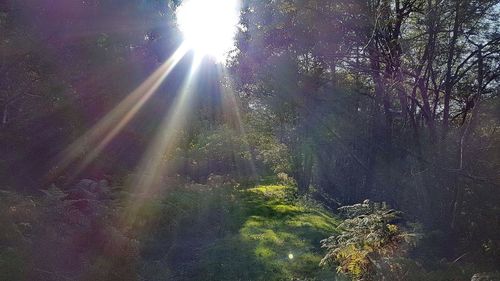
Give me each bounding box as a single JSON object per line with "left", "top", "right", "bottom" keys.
{"left": 320, "top": 201, "right": 420, "bottom": 280}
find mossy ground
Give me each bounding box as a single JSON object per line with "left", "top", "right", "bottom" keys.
{"left": 138, "top": 184, "right": 341, "bottom": 281}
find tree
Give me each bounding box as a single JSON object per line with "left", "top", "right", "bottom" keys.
{"left": 232, "top": 0, "right": 500, "bottom": 264}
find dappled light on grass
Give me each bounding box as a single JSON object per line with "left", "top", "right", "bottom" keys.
{"left": 100, "top": 182, "right": 340, "bottom": 280}
{"left": 199, "top": 184, "right": 339, "bottom": 280}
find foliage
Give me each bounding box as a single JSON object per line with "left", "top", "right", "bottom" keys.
{"left": 186, "top": 125, "right": 252, "bottom": 178}
{"left": 320, "top": 201, "right": 420, "bottom": 280}
{"left": 245, "top": 112, "right": 293, "bottom": 175}
{"left": 0, "top": 183, "right": 139, "bottom": 281}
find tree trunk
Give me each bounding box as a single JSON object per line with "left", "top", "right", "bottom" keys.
{"left": 442, "top": 0, "right": 461, "bottom": 138}
{"left": 450, "top": 46, "right": 483, "bottom": 230}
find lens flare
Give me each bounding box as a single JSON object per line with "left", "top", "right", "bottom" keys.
{"left": 49, "top": 44, "right": 188, "bottom": 181}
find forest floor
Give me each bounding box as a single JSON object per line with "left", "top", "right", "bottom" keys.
{"left": 0, "top": 181, "right": 342, "bottom": 280}
{"left": 137, "top": 183, "right": 341, "bottom": 281}
{"left": 2, "top": 180, "right": 493, "bottom": 280}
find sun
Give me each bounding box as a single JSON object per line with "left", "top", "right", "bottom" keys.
{"left": 176, "top": 0, "right": 240, "bottom": 62}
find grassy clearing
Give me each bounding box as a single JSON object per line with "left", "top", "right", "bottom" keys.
{"left": 136, "top": 184, "right": 341, "bottom": 280}
{"left": 192, "top": 184, "right": 341, "bottom": 281}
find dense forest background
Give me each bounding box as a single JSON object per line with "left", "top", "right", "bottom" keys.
{"left": 1, "top": 0, "right": 499, "bottom": 280}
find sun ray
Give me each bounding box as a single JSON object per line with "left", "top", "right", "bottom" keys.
{"left": 49, "top": 43, "right": 189, "bottom": 182}
{"left": 217, "top": 65, "right": 258, "bottom": 178}
{"left": 122, "top": 55, "right": 202, "bottom": 225}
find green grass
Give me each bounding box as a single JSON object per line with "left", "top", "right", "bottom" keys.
{"left": 193, "top": 184, "right": 340, "bottom": 281}
{"left": 134, "top": 183, "right": 341, "bottom": 280}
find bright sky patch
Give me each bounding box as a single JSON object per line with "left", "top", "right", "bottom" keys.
{"left": 176, "top": 0, "right": 240, "bottom": 62}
